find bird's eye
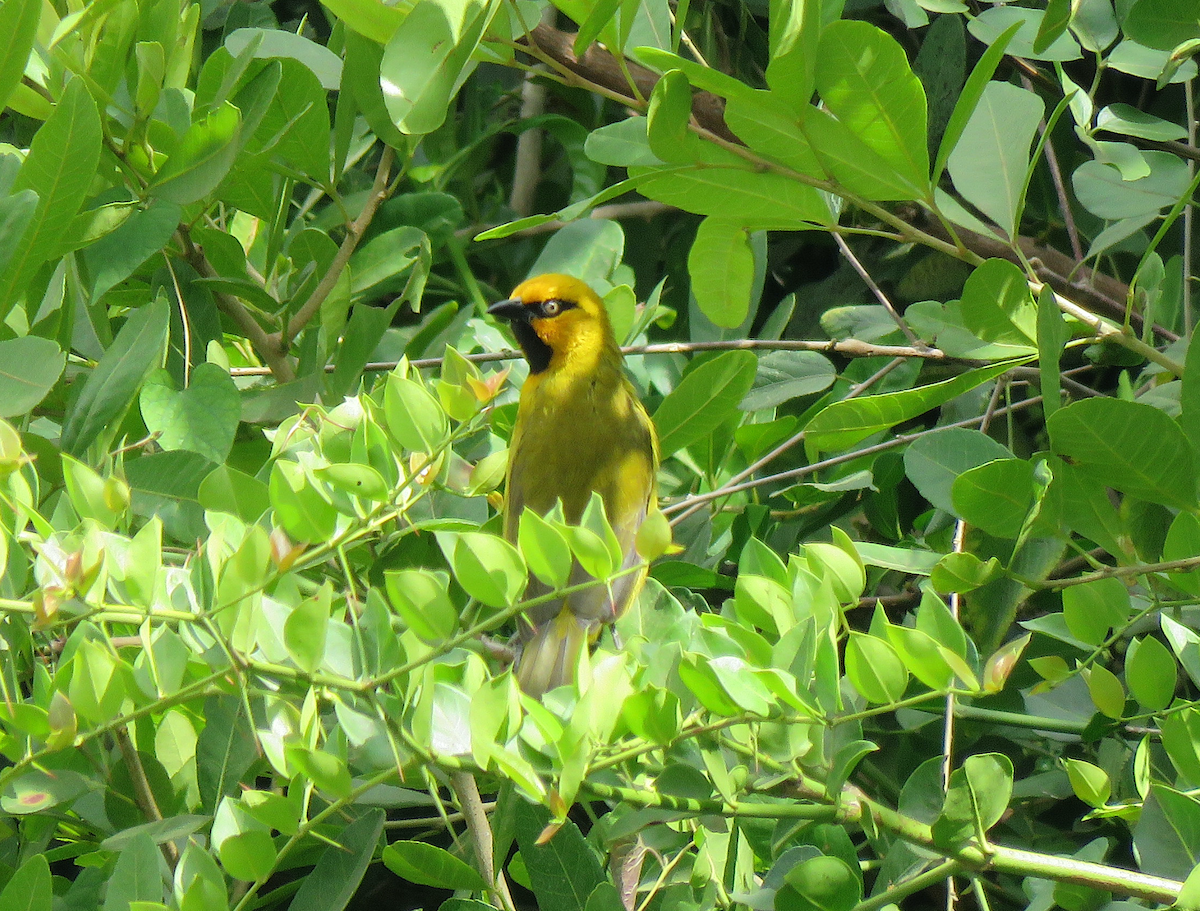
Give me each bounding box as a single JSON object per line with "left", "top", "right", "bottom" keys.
{"left": 541, "top": 300, "right": 562, "bottom": 317}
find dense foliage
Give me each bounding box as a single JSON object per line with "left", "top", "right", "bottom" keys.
{"left": 0, "top": 0, "right": 1198, "bottom": 908}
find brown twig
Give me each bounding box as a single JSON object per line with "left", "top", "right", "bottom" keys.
{"left": 282, "top": 145, "right": 397, "bottom": 347}
{"left": 177, "top": 228, "right": 296, "bottom": 382}
{"left": 114, "top": 725, "right": 180, "bottom": 868}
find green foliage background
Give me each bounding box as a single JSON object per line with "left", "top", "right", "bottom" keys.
{"left": 0, "top": 0, "right": 1198, "bottom": 907}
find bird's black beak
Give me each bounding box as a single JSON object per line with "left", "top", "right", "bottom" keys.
{"left": 488, "top": 299, "right": 528, "bottom": 321}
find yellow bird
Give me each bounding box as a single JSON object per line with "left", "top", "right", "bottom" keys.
{"left": 488, "top": 274, "right": 659, "bottom": 696}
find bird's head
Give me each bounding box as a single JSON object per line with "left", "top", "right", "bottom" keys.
{"left": 488, "top": 274, "right": 616, "bottom": 374}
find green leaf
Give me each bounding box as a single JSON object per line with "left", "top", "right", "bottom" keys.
{"left": 646, "top": 70, "right": 696, "bottom": 163}
{"left": 968, "top": 6, "right": 1082, "bottom": 61}
{"left": 518, "top": 510, "right": 573, "bottom": 589}
{"left": 1124, "top": 0, "right": 1200, "bottom": 50}
{"left": 0, "top": 337, "right": 64, "bottom": 418}
{"left": 149, "top": 102, "right": 241, "bottom": 205}
{"left": 584, "top": 118, "right": 664, "bottom": 168}
{"left": 1134, "top": 785, "right": 1200, "bottom": 880}
{"left": 816, "top": 20, "right": 930, "bottom": 196}
{"left": 777, "top": 855, "right": 861, "bottom": 911}
{"left": 765, "top": 0, "right": 821, "bottom": 110}
{"left": 253, "top": 59, "right": 330, "bottom": 179}
{"left": 529, "top": 220, "right": 625, "bottom": 286}
{"left": 0, "top": 78, "right": 102, "bottom": 315}
{"left": 952, "top": 458, "right": 1035, "bottom": 538}
{"left": 290, "top": 810, "right": 385, "bottom": 911}
{"left": 960, "top": 258, "right": 1037, "bottom": 347}
{"left": 284, "top": 586, "right": 331, "bottom": 673}
{"left": 1183, "top": 330, "right": 1200, "bottom": 460}
{"left": 631, "top": 164, "right": 833, "bottom": 227}
{"left": 513, "top": 801, "right": 606, "bottom": 911}
{"left": 1072, "top": 152, "right": 1191, "bottom": 219}
{"left": 688, "top": 218, "right": 755, "bottom": 328}
{"left": 321, "top": 0, "right": 408, "bottom": 43}
{"left": 1097, "top": 103, "right": 1188, "bottom": 141}
{"left": 801, "top": 105, "right": 924, "bottom": 201}
{"left": 1062, "top": 576, "right": 1130, "bottom": 647}
{"left": 1062, "top": 758, "right": 1111, "bottom": 808}
{"left": 1038, "top": 286, "right": 1069, "bottom": 421}
{"left": 740, "top": 350, "right": 835, "bottom": 411}
{"left": 0, "top": 0, "right": 40, "bottom": 113}
{"left": 196, "top": 697, "right": 256, "bottom": 814}
{"left": 808, "top": 360, "right": 1025, "bottom": 455}
{"left": 845, "top": 633, "right": 908, "bottom": 704}
{"left": 931, "top": 552, "right": 1001, "bottom": 594}
{"left": 934, "top": 21, "right": 1022, "bottom": 181}
{"left": 946, "top": 82, "right": 1044, "bottom": 237}
{"left": 349, "top": 226, "right": 429, "bottom": 296}
{"left": 198, "top": 465, "right": 271, "bottom": 522}
{"left": 82, "top": 198, "right": 181, "bottom": 304}
{"left": 139, "top": 364, "right": 241, "bottom": 464}
{"left": 382, "top": 840, "right": 489, "bottom": 890}
{"left": 1162, "top": 708, "right": 1200, "bottom": 785}
{"left": 1165, "top": 511, "right": 1200, "bottom": 594}
{"left": 0, "top": 855, "right": 50, "bottom": 911}
{"left": 61, "top": 295, "right": 171, "bottom": 457}
{"left": 384, "top": 373, "right": 449, "bottom": 453}
{"left": 225, "top": 28, "right": 343, "bottom": 89}
{"left": 380, "top": 0, "right": 499, "bottom": 135}
{"left": 887, "top": 624, "right": 957, "bottom": 689}
{"left": 316, "top": 463, "right": 390, "bottom": 501}
{"left": 103, "top": 832, "right": 161, "bottom": 911}
{"left": 631, "top": 47, "right": 755, "bottom": 101}
{"left": 436, "top": 532, "right": 526, "bottom": 608}
{"left": 386, "top": 569, "right": 458, "bottom": 642}
{"left": 1126, "top": 635, "right": 1177, "bottom": 711}
{"left": 270, "top": 461, "right": 338, "bottom": 544}
{"left": 932, "top": 753, "right": 1013, "bottom": 846}
{"left": 723, "top": 91, "right": 821, "bottom": 175}
{"left": 0, "top": 189, "right": 37, "bottom": 282}
{"left": 652, "top": 350, "right": 757, "bottom": 457}
{"left": 1033, "top": 0, "right": 1072, "bottom": 53}
{"left": 1047, "top": 397, "right": 1198, "bottom": 509}
{"left": 1092, "top": 671, "right": 1129, "bottom": 724}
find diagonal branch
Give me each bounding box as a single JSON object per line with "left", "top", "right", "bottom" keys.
{"left": 178, "top": 227, "right": 296, "bottom": 383}
{"left": 281, "top": 145, "right": 397, "bottom": 348}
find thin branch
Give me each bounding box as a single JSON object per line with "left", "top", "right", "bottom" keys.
{"left": 662, "top": 393, "right": 1045, "bottom": 516}
{"left": 450, "top": 771, "right": 517, "bottom": 911}
{"left": 1042, "top": 281, "right": 1184, "bottom": 375}
{"left": 114, "top": 725, "right": 180, "bottom": 868}
{"left": 462, "top": 200, "right": 671, "bottom": 239}
{"left": 833, "top": 234, "right": 924, "bottom": 346}
{"left": 227, "top": 337, "right": 949, "bottom": 376}
{"left": 785, "top": 774, "right": 1184, "bottom": 906}
{"left": 177, "top": 227, "right": 296, "bottom": 382}
{"left": 282, "top": 145, "right": 396, "bottom": 347}
{"left": 854, "top": 861, "right": 962, "bottom": 911}
{"left": 1043, "top": 133, "right": 1083, "bottom": 262}
{"left": 667, "top": 356, "right": 908, "bottom": 526}
{"left": 1024, "top": 553, "right": 1200, "bottom": 590}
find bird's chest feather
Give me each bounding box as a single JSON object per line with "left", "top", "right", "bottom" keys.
{"left": 510, "top": 371, "right": 645, "bottom": 521}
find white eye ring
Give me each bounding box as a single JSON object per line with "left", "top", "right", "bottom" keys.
{"left": 542, "top": 300, "right": 562, "bottom": 317}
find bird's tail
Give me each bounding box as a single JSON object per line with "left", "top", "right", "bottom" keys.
{"left": 515, "top": 608, "right": 593, "bottom": 697}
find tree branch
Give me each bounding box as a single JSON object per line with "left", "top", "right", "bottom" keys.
{"left": 281, "top": 145, "right": 397, "bottom": 347}
{"left": 177, "top": 228, "right": 296, "bottom": 383}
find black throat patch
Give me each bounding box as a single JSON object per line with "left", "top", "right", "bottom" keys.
{"left": 511, "top": 318, "right": 553, "bottom": 373}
